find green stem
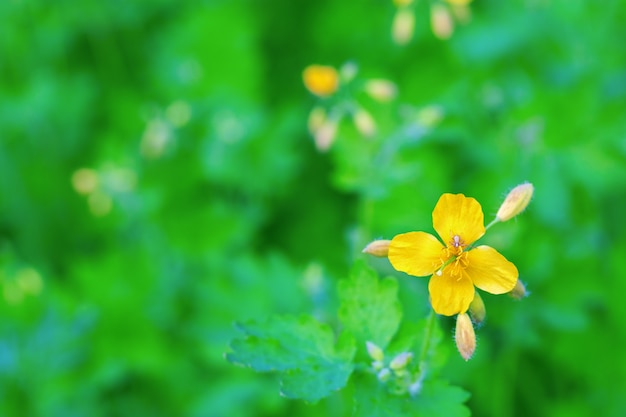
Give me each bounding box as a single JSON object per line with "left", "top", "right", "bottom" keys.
{"left": 417, "top": 309, "right": 437, "bottom": 365}
{"left": 485, "top": 218, "right": 499, "bottom": 232}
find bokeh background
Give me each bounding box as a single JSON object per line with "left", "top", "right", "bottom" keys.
{"left": 1, "top": 0, "right": 626, "bottom": 416}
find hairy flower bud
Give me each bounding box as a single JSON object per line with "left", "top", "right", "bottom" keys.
{"left": 509, "top": 279, "right": 528, "bottom": 300}
{"left": 362, "top": 240, "right": 391, "bottom": 257}
{"left": 431, "top": 4, "right": 454, "bottom": 40}
{"left": 366, "top": 341, "right": 385, "bottom": 362}
{"left": 468, "top": 292, "right": 486, "bottom": 326}
{"left": 496, "top": 182, "right": 534, "bottom": 222}
{"left": 392, "top": 9, "right": 415, "bottom": 45}
{"left": 455, "top": 313, "right": 476, "bottom": 361}
{"left": 353, "top": 108, "right": 377, "bottom": 137}
{"left": 364, "top": 79, "right": 397, "bottom": 102}
{"left": 389, "top": 352, "right": 413, "bottom": 371}
{"left": 377, "top": 367, "right": 391, "bottom": 382}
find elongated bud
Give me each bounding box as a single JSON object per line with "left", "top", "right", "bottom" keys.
{"left": 307, "top": 106, "right": 326, "bottom": 135}
{"left": 303, "top": 65, "right": 339, "bottom": 97}
{"left": 353, "top": 108, "right": 377, "bottom": 137}
{"left": 455, "top": 313, "right": 476, "bottom": 361}
{"left": 313, "top": 119, "right": 338, "bottom": 151}
{"left": 366, "top": 341, "right": 385, "bottom": 362}
{"left": 377, "top": 367, "right": 391, "bottom": 382}
{"left": 445, "top": 0, "right": 472, "bottom": 5}
{"left": 364, "top": 79, "right": 397, "bottom": 102}
{"left": 389, "top": 352, "right": 413, "bottom": 371}
{"left": 362, "top": 240, "right": 391, "bottom": 257}
{"left": 431, "top": 4, "right": 454, "bottom": 40}
{"left": 468, "top": 292, "right": 486, "bottom": 326}
{"left": 392, "top": 9, "right": 415, "bottom": 45}
{"left": 509, "top": 279, "right": 528, "bottom": 300}
{"left": 496, "top": 182, "right": 534, "bottom": 222}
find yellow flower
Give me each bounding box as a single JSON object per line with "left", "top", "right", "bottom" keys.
{"left": 302, "top": 65, "right": 339, "bottom": 97}
{"left": 388, "top": 193, "right": 518, "bottom": 316}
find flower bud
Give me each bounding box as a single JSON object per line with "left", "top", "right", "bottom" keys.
{"left": 366, "top": 341, "right": 385, "bottom": 362}
{"left": 372, "top": 360, "right": 385, "bottom": 371}
{"left": 509, "top": 279, "right": 528, "bottom": 300}
{"left": 377, "top": 367, "right": 391, "bottom": 382}
{"left": 430, "top": 4, "right": 454, "bottom": 40}
{"left": 445, "top": 0, "right": 472, "bottom": 5}
{"left": 364, "top": 79, "right": 397, "bottom": 102}
{"left": 389, "top": 352, "right": 413, "bottom": 371}
{"left": 496, "top": 182, "right": 534, "bottom": 222}
{"left": 392, "top": 9, "right": 415, "bottom": 45}
{"left": 468, "top": 292, "right": 486, "bottom": 326}
{"left": 302, "top": 65, "right": 339, "bottom": 97}
{"left": 313, "top": 118, "right": 338, "bottom": 151}
{"left": 353, "top": 108, "right": 377, "bottom": 137}
{"left": 339, "top": 61, "right": 358, "bottom": 83}
{"left": 362, "top": 240, "right": 391, "bottom": 257}
{"left": 307, "top": 106, "right": 326, "bottom": 135}
{"left": 455, "top": 313, "right": 476, "bottom": 361}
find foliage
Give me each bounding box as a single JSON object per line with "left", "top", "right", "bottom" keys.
{"left": 1, "top": 0, "right": 626, "bottom": 416}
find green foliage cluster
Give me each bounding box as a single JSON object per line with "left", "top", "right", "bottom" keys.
{"left": 1, "top": 0, "right": 626, "bottom": 416}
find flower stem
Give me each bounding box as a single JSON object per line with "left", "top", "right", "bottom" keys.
{"left": 485, "top": 218, "right": 499, "bottom": 232}
{"left": 418, "top": 309, "right": 436, "bottom": 364}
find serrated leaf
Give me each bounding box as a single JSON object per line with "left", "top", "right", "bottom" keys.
{"left": 339, "top": 261, "right": 402, "bottom": 350}
{"left": 226, "top": 315, "right": 355, "bottom": 403}
{"left": 353, "top": 374, "right": 470, "bottom": 417}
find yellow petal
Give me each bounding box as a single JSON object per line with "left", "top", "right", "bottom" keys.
{"left": 388, "top": 232, "right": 444, "bottom": 277}
{"left": 428, "top": 268, "right": 474, "bottom": 315}
{"left": 432, "top": 193, "right": 485, "bottom": 247}
{"left": 465, "top": 245, "right": 518, "bottom": 294}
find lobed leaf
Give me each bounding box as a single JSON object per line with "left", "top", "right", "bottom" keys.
{"left": 338, "top": 261, "right": 402, "bottom": 351}
{"left": 226, "top": 315, "right": 355, "bottom": 403}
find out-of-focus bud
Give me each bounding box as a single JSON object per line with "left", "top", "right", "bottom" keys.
{"left": 393, "top": 0, "right": 414, "bottom": 6}
{"left": 416, "top": 105, "right": 444, "bottom": 128}
{"left": 372, "top": 360, "right": 385, "bottom": 371}
{"left": 431, "top": 3, "right": 454, "bottom": 40}
{"left": 509, "top": 280, "right": 528, "bottom": 300}
{"left": 303, "top": 65, "right": 339, "bottom": 97}
{"left": 496, "top": 182, "right": 534, "bottom": 222}
{"left": 364, "top": 79, "right": 398, "bottom": 102}
{"left": 353, "top": 108, "right": 377, "bottom": 137}
{"left": 392, "top": 9, "right": 415, "bottom": 45}
{"left": 362, "top": 240, "right": 391, "bottom": 257}
{"left": 455, "top": 313, "right": 476, "bottom": 361}
{"left": 468, "top": 292, "right": 486, "bottom": 326}
{"left": 307, "top": 106, "right": 326, "bottom": 135}
{"left": 313, "top": 118, "right": 338, "bottom": 151}
{"left": 450, "top": 4, "right": 472, "bottom": 23}
{"left": 445, "top": 0, "right": 472, "bottom": 5}
{"left": 72, "top": 168, "right": 99, "bottom": 195}
{"left": 366, "top": 341, "right": 385, "bottom": 362}
{"left": 389, "top": 352, "right": 413, "bottom": 371}
{"left": 339, "top": 61, "right": 359, "bottom": 83}
{"left": 377, "top": 367, "right": 391, "bottom": 382}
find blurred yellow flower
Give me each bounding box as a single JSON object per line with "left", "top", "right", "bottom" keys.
{"left": 302, "top": 65, "right": 339, "bottom": 97}
{"left": 388, "top": 193, "right": 518, "bottom": 316}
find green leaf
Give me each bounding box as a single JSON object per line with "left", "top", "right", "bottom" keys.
{"left": 353, "top": 374, "right": 470, "bottom": 417}
{"left": 226, "top": 315, "right": 356, "bottom": 403}
{"left": 339, "top": 261, "right": 402, "bottom": 350}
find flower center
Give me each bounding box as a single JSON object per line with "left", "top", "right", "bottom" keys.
{"left": 435, "top": 235, "right": 469, "bottom": 279}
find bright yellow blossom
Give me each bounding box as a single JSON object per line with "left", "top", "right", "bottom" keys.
{"left": 302, "top": 65, "right": 339, "bottom": 97}
{"left": 388, "top": 193, "right": 518, "bottom": 316}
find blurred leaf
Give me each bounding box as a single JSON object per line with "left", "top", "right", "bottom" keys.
{"left": 227, "top": 315, "right": 355, "bottom": 403}
{"left": 338, "top": 261, "right": 402, "bottom": 352}
{"left": 353, "top": 374, "right": 470, "bottom": 417}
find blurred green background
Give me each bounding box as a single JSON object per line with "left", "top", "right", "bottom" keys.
{"left": 1, "top": 0, "right": 625, "bottom": 416}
